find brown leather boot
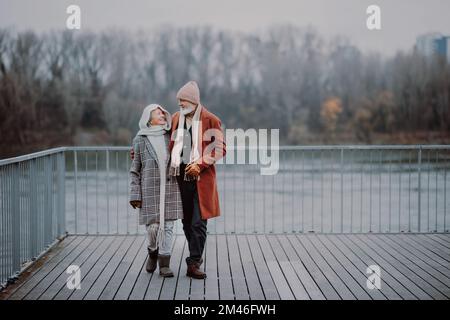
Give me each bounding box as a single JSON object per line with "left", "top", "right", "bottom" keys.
{"left": 146, "top": 248, "right": 158, "bottom": 273}
{"left": 158, "top": 255, "right": 174, "bottom": 277}
{"left": 196, "top": 257, "right": 203, "bottom": 268}
{"left": 186, "top": 263, "right": 207, "bottom": 279}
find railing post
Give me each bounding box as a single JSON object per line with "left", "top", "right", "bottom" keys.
{"left": 29, "top": 159, "right": 37, "bottom": 258}
{"left": 106, "top": 149, "right": 110, "bottom": 234}
{"left": 44, "top": 156, "right": 52, "bottom": 245}
{"left": 74, "top": 150, "right": 78, "bottom": 234}
{"left": 57, "top": 152, "right": 66, "bottom": 238}
{"left": 0, "top": 166, "right": 5, "bottom": 285}
{"left": 340, "top": 148, "right": 344, "bottom": 233}
{"left": 11, "top": 163, "right": 20, "bottom": 275}
{"left": 417, "top": 146, "right": 422, "bottom": 233}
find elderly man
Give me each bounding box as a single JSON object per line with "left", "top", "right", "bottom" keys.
{"left": 168, "top": 80, "right": 226, "bottom": 279}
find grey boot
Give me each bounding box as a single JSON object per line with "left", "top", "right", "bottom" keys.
{"left": 146, "top": 248, "right": 158, "bottom": 273}
{"left": 158, "top": 255, "right": 174, "bottom": 277}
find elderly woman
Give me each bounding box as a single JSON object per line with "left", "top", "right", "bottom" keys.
{"left": 129, "top": 104, "right": 183, "bottom": 277}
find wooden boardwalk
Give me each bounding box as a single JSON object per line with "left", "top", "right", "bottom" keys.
{"left": 1, "top": 233, "right": 450, "bottom": 300}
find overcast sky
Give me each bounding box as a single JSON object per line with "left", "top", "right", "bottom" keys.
{"left": 1, "top": 0, "right": 450, "bottom": 56}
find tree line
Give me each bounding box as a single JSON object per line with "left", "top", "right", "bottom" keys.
{"left": 1, "top": 25, "right": 449, "bottom": 158}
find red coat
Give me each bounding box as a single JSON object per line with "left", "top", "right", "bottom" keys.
{"left": 169, "top": 106, "right": 226, "bottom": 220}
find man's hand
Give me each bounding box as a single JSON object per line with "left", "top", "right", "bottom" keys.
{"left": 130, "top": 148, "right": 135, "bottom": 160}
{"left": 185, "top": 163, "right": 200, "bottom": 178}
{"left": 130, "top": 200, "right": 141, "bottom": 209}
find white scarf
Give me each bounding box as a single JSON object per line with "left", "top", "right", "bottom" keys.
{"left": 170, "top": 103, "right": 203, "bottom": 181}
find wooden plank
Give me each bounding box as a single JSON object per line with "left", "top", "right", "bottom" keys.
{"left": 15, "top": 237, "right": 93, "bottom": 300}
{"left": 128, "top": 242, "right": 155, "bottom": 300}
{"left": 346, "top": 234, "right": 432, "bottom": 300}
{"left": 235, "top": 235, "right": 265, "bottom": 300}
{"left": 388, "top": 235, "right": 450, "bottom": 273}
{"left": 415, "top": 235, "right": 450, "bottom": 258}
{"left": 227, "top": 235, "right": 249, "bottom": 300}
{"left": 6, "top": 236, "right": 83, "bottom": 300}
{"left": 113, "top": 237, "right": 148, "bottom": 300}
{"left": 189, "top": 236, "right": 207, "bottom": 300}
{"left": 99, "top": 236, "right": 145, "bottom": 300}
{"left": 357, "top": 234, "right": 448, "bottom": 299}
{"left": 257, "top": 235, "right": 294, "bottom": 300}
{"left": 430, "top": 234, "right": 450, "bottom": 244}
{"left": 246, "top": 235, "right": 279, "bottom": 300}
{"left": 414, "top": 234, "right": 449, "bottom": 254}
{"left": 7, "top": 236, "right": 81, "bottom": 299}
{"left": 204, "top": 234, "right": 220, "bottom": 300}
{"left": 298, "top": 235, "right": 355, "bottom": 300}
{"left": 333, "top": 234, "right": 416, "bottom": 300}
{"left": 159, "top": 236, "right": 186, "bottom": 300}
{"left": 24, "top": 236, "right": 97, "bottom": 300}
{"left": 381, "top": 235, "right": 450, "bottom": 285}
{"left": 422, "top": 234, "right": 450, "bottom": 251}
{"left": 2, "top": 236, "right": 78, "bottom": 299}
{"left": 83, "top": 236, "right": 137, "bottom": 300}
{"left": 277, "top": 235, "right": 324, "bottom": 300}
{"left": 317, "top": 235, "right": 389, "bottom": 300}
{"left": 426, "top": 234, "right": 450, "bottom": 248}
{"left": 215, "top": 234, "right": 234, "bottom": 300}
{"left": 287, "top": 234, "right": 340, "bottom": 300}
{"left": 38, "top": 236, "right": 107, "bottom": 300}
{"left": 396, "top": 234, "right": 450, "bottom": 268}
{"left": 69, "top": 236, "right": 128, "bottom": 300}
{"left": 174, "top": 236, "right": 191, "bottom": 300}
{"left": 307, "top": 235, "right": 371, "bottom": 300}
{"left": 54, "top": 236, "right": 116, "bottom": 300}
{"left": 369, "top": 235, "right": 450, "bottom": 298}
{"left": 268, "top": 235, "right": 309, "bottom": 300}
{"left": 7, "top": 233, "right": 448, "bottom": 301}
{"left": 144, "top": 256, "right": 165, "bottom": 299}
{"left": 146, "top": 235, "right": 183, "bottom": 300}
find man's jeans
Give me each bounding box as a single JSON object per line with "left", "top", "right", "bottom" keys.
{"left": 177, "top": 164, "right": 208, "bottom": 266}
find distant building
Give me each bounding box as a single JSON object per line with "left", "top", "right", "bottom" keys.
{"left": 416, "top": 33, "right": 450, "bottom": 62}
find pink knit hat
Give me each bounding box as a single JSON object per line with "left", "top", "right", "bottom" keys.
{"left": 176, "top": 80, "right": 200, "bottom": 105}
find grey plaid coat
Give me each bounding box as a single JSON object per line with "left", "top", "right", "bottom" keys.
{"left": 129, "top": 133, "right": 183, "bottom": 225}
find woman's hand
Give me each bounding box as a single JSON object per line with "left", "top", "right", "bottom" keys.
{"left": 130, "top": 200, "right": 142, "bottom": 209}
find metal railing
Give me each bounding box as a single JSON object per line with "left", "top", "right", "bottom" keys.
{"left": 0, "top": 148, "right": 66, "bottom": 289}
{"left": 1, "top": 145, "right": 449, "bottom": 288}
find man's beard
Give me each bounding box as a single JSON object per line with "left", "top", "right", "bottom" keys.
{"left": 180, "top": 105, "right": 195, "bottom": 115}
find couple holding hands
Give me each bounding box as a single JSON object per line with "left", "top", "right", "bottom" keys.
{"left": 129, "top": 81, "right": 226, "bottom": 279}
